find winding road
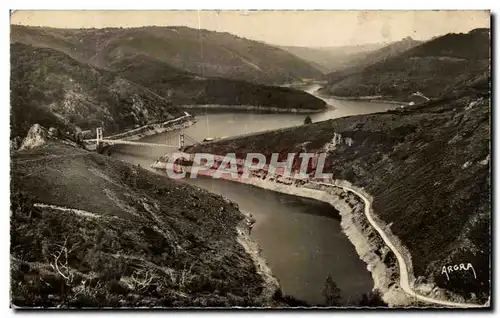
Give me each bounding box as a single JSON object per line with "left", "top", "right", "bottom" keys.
{"left": 299, "top": 83, "right": 487, "bottom": 307}
{"left": 316, "top": 181, "right": 488, "bottom": 308}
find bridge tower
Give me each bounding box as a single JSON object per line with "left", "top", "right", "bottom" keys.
{"left": 179, "top": 132, "right": 185, "bottom": 149}
{"left": 96, "top": 127, "right": 103, "bottom": 147}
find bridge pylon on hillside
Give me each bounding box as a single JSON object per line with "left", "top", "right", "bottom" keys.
{"left": 96, "top": 127, "right": 103, "bottom": 147}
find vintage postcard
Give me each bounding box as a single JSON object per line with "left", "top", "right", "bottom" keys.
{"left": 10, "top": 10, "right": 491, "bottom": 309}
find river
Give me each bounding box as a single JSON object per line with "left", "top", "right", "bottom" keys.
{"left": 110, "top": 84, "right": 399, "bottom": 305}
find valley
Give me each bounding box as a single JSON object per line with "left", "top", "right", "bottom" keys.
{"left": 9, "top": 11, "right": 491, "bottom": 310}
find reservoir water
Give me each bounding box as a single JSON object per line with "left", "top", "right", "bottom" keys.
{"left": 110, "top": 84, "right": 398, "bottom": 305}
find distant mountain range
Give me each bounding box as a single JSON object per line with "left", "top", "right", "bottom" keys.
{"left": 278, "top": 43, "right": 388, "bottom": 73}
{"left": 323, "top": 37, "right": 423, "bottom": 81}
{"left": 318, "top": 29, "right": 490, "bottom": 101}
{"left": 11, "top": 25, "right": 323, "bottom": 85}
{"left": 10, "top": 24, "right": 490, "bottom": 140}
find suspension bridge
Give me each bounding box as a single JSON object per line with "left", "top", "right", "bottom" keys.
{"left": 84, "top": 128, "right": 199, "bottom": 149}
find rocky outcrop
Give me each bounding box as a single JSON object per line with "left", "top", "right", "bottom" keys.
{"left": 19, "top": 124, "right": 50, "bottom": 150}
{"left": 19, "top": 124, "right": 80, "bottom": 151}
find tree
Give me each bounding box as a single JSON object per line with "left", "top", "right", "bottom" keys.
{"left": 322, "top": 275, "right": 341, "bottom": 306}
{"left": 359, "top": 290, "right": 387, "bottom": 307}
{"left": 304, "top": 115, "right": 312, "bottom": 125}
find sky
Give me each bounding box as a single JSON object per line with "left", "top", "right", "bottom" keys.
{"left": 10, "top": 10, "right": 490, "bottom": 47}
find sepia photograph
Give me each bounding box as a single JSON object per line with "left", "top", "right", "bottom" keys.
{"left": 9, "top": 9, "right": 491, "bottom": 310}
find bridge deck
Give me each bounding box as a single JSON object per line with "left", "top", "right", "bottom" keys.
{"left": 99, "top": 139, "right": 178, "bottom": 148}
{"left": 84, "top": 129, "right": 198, "bottom": 149}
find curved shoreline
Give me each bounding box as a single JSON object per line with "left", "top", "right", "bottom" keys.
{"left": 87, "top": 113, "right": 282, "bottom": 303}
{"left": 330, "top": 182, "right": 487, "bottom": 308}
{"left": 150, "top": 157, "right": 487, "bottom": 308}
{"left": 329, "top": 96, "right": 410, "bottom": 105}
{"left": 105, "top": 102, "right": 483, "bottom": 307}
{"left": 102, "top": 113, "right": 195, "bottom": 141}
{"left": 228, "top": 176, "right": 486, "bottom": 307}
{"left": 178, "top": 104, "right": 327, "bottom": 113}
{"left": 235, "top": 218, "right": 281, "bottom": 303}
{"left": 313, "top": 90, "right": 411, "bottom": 106}
{"left": 244, "top": 177, "right": 487, "bottom": 307}
{"left": 150, "top": 158, "right": 400, "bottom": 304}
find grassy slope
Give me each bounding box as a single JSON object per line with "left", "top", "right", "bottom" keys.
{"left": 11, "top": 142, "right": 274, "bottom": 307}
{"left": 109, "top": 55, "right": 326, "bottom": 110}
{"left": 321, "top": 29, "right": 490, "bottom": 101}
{"left": 10, "top": 43, "right": 183, "bottom": 138}
{"left": 187, "top": 85, "right": 490, "bottom": 302}
{"left": 11, "top": 25, "right": 323, "bottom": 85}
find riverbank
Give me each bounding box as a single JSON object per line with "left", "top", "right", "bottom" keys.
{"left": 301, "top": 86, "right": 410, "bottom": 107}
{"left": 237, "top": 177, "right": 410, "bottom": 307}
{"left": 179, "top": 104, "right": 327, "bottom": 113}
{"left": 142, "top": 152, "right": 282, "bottom": 305}
{"left": 150, "top": 158, "right": 406, "bottom": 306}
{"left": 11, "top": 140, "right": 275, "bottom": 307}
{"left": 307, "top": 86, "right": 409, "bottom": 105}
{"left": 236, "top": 218, "right": 281, "bottom": 303}
{"left": 104, "top": 113, "right": 196, "bottom": 141}
{"left": 150, "top": 155, "right": 487, "bottom": 308}
{"left": 325, "top": 95, "right": 410, "bottom": 105}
